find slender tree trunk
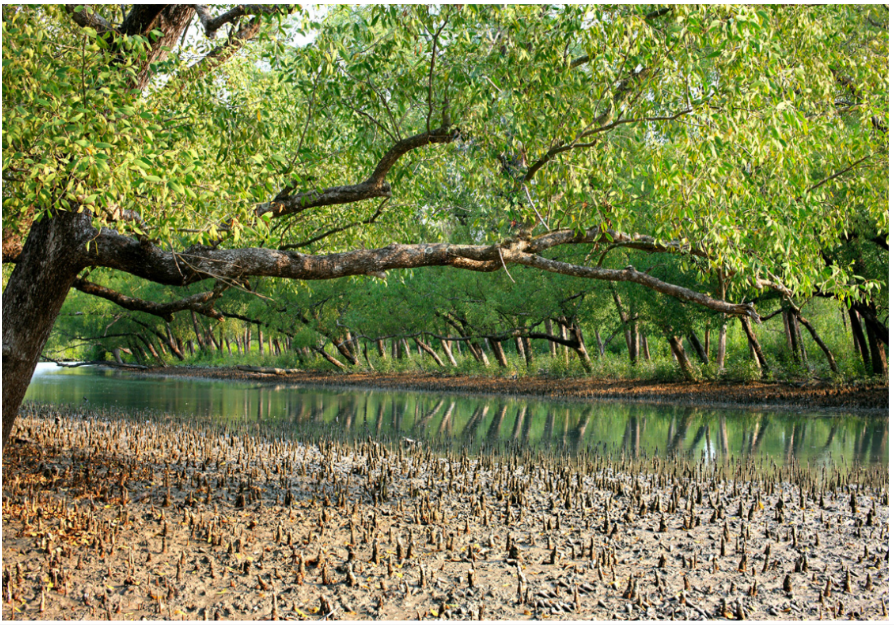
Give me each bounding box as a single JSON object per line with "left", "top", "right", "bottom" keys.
{"left": 560, "top": 324, "right": 570, "bottom": 363}
{"left": 163, "top": 323, "right": 185, "bottom": 360}
{"left": 191, "top": 310, "right": 207, "bottom": 350}
{"left": 717, "top": 318, "right": 728, "bottom": 369}
{"left": 569, "top": 323, "right": 593, "bottom": 372}
{"left": 488, "top": 338, "right": 508, "bottom": 368}
{"left": 333, "top": 337, "right": 359, "bottom": 366}
{"left": 440, "top": 339, "right": 458, "bottom": 367}
{"left": 401, "top": 338, "right": 412, "bottom": 359}
{"left": 257, "top": 325, "right": 264, "bottom": 355}
{"left": 687, "top": 331, "right": 709, "bottom": 365}
{"left": 667, "top": 335, "right": 696, "bottom": 382}
{"left": 847, "top": 307, "right": 871, "bottom": 372}
{"left": 740, "top": 317, "right": 769, "bottom": 374}
{"left": 545, "top": 319, "right": 557, "bottom": 358}
{"left": 782, "top": 308, "right": 797, "bottom": 362}
{"left": 138, "top": 334, "right": 162, "bottom": 362}
{"left": 515, "top": 337, "right": 526, "bottom": 360}
{"left": 703, "top": 323, "right": 711, "bottom": 362}
{"left": 225, "top": 338, "right": 232, "bottom": 355}
{"left": 314, "top": 345, "right": 346, "bottom": 369}
{"left": 594, "top": 326, "right": 606, "bottom": 358}
{"left": 187, "top": 340, "right": 195, "bottom": 356}
{"left": 376, "top": 339, "right": 387, "bottom": 359}
{"left": 795, "top": 312, "right": 839, "bottom": 373}
{"left": 414, "top": 338, "right": 445, "bottom": 367}
{"left": 640, "top": 332, "right": 651, "bottom": 361}
{"left": 522, "top": 336, "right": 534, "bottom": 367}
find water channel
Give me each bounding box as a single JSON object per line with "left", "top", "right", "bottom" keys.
{"left": 25, "top": 363, "right": 888, "bottom": 469}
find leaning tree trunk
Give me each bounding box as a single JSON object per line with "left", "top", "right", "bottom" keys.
{"left": 2, "top": 211, "right": 91, "bottom": 448}
{"left": 739, "top": 317, "right": 769, "bottom": 375}
{"left": 569, "top": 323, "right": 593, "bottom": 372}
{"left": 440, "top": 339, "right": 458, "bottom": 367}
{"left": 847, "top": 307, "right": 872, "bottom": 372}
{"left": 795, "top": 312, "right": 839, "bottom": 373}
{"left": 667, "top": 335, "right": 697, "bottom": 382}
{"left": 687, "top": 331, "right": 710, "bottom": 365}
{"left": 488, "top": 338, "right": 509, "bottom": 368}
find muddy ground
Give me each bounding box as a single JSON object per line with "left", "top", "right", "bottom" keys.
{"left": 132, "top": 366, "right": 888, "bottom": 414}
{"left": 2, "top": 406, "right": 888, "bottom": 621}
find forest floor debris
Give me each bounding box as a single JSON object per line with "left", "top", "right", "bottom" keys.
{"left": 2, "top": 405, "right": 889, "bottom": 621}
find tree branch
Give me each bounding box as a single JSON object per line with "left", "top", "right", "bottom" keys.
{"left": 194, "top": 4, "right": 291, "bottom": 38}
{"left": 73, "top": 278, "right": 227, "bottom": 322}
{"left": 257, "top": 124, "right": 457, "bottom": 219}
{"left": 65, "top": 5, "right": 115, "bottom": 34}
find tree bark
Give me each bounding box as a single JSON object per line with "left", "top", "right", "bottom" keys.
{"left": 522, "top": 336, "right": 534, "bottom": 367}
{"left": 717, "top": 318, "right": 728, "bottom": 369}
{"left": 594, "top": 326, "right": 606, "bottom": 358}
{"left": 703, "top": 323, "right": 711, "bottom": 362}
{"left": 640, "top": 332, "right": 651, "bottom": 361}
{"left": 414, "top": 338, "right": 445, "bottom": 367}
{"left": 739, "top": 317, "right": 769, "bottom": 375}
{"left": 569, "top": 322, "right": 593, "bottom": 372}
{"left": 545, "top": 319, "right": 557, "bottom": 358}
{"left": 865, "top": 318, "right": 888, "bottom": 376}
{"left": 687, "top": 331, "right": 709, "bottom": 365}
{"left": 667, "top": 335, "right": 696, "bottom": 382}
{"left": 847, "top": 306, "right": 871, "bottom": 371}
{"left": 191, "top": 310, "right": 207, "bottom": 349}
{"left": 376, "top": 339, "right": 387, "bottom": 359}
{"left": 440, "top": 339, "right": 458, "bottom": 366}
{"left": 488, "top": 338, "right": 509, "bottom": 368}
{"left": 2, "top": 211, "right": 91, "bottom": 448}
{"left": 794, "top": 312, "right": 839, "bottom": 373}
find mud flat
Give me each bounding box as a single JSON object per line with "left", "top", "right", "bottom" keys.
{"left": 130, "top": 366, "right": 889, "bottom": 415}
{"left": 2, "top": 405, "right": 889, "bottom": 621}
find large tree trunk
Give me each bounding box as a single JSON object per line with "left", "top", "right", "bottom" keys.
{"left": 3, "top": 211, "right": 91, "bottom": 448}
{"left": 865, "top": 319, "right": 888, "bottom": 376}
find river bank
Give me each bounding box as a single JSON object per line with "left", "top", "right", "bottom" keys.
{"left": 125, "top": 365, "right": 889, "bottom": 415}
{"left": 2, "top": 405, "right": 888, "bottom": 621}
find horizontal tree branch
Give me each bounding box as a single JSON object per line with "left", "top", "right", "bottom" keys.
{"left": 73, "top": 278, "right": 226, "bottom": 322}
{"left": 194, "top": 4, "right": 291, "bottom": 38}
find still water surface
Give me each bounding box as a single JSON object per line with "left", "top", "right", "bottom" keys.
{"left": 25, "top": 364, "right": 887, "bottom": 468}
